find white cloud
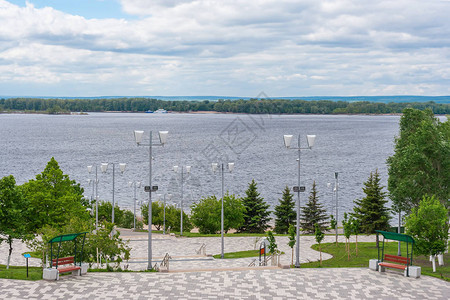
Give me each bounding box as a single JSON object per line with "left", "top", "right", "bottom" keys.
{"left": 0, "top": 0, "right": 449, "bottom": 96}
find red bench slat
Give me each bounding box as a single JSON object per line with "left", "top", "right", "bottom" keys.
{"left": 379, "top": 254, "right": 409, "bottom": 271}
{"left": 384, "top": 254, "right": 409, "bottom": 264}
{"left": 57, "top": 266, "right": 81, "bottom": 274}
{"left": 378, "top": 262, "right": 407, "bottom": 270}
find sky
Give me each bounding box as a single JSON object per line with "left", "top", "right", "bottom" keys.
{"left": 1, "top": 0, "right": 450, "bottom": 97}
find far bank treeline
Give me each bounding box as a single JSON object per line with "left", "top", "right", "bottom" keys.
{"left": 1, "top": 97, "right": 449, "bottom": 114}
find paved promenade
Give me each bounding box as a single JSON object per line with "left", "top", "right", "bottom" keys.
{"left": 1, "top": 230, "right": 449, "bottom": 299}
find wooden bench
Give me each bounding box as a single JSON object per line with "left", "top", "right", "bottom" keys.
{"left": 378, "top": 254, "right": 409, "bottom": 271}
{"left": 52, "top": 256, "right": 81, "bottom": 278}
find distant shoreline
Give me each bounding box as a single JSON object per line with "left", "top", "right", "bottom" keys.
{"left": 2, "top": 110, "right": 442, "bottom": 117}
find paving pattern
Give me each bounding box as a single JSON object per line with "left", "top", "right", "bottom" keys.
{"left": 1, "top": 230, "right": 449, "bottom": 299}
{"left": 1, "top": 268, "right": 449, "bottom": 299}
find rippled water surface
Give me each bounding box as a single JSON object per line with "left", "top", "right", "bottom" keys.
{"left": 1, "top": 113, "right": 401, "bottom": 222}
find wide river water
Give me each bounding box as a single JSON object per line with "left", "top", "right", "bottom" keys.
{"left": 1, "top": 112, "right": 410, "bottom": 224}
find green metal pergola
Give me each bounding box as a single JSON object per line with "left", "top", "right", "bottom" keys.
{"left": 375, "top": 230, "right": 415, "bottom": 274}
{"left": 48, "top": 232, "right": 88, "bottom": 268}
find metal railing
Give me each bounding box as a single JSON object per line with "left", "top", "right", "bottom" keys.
{"left": 159, "top": 253, "right": 171, "bottom": 271}
{"left": 248, "top": 259, "right": 256, "bottom": 267}
{"left": 196, "top": 244, "right": 206, "bottom": 255}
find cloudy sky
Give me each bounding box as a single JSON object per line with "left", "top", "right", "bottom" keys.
{"left": 1, "top": 0, "right": 449, "bottom": 97}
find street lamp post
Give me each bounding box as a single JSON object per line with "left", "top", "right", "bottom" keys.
{"left": 128, "top": 181, "right": 141, "bottom": 231}
{"left": 173, "top": 165, "right": 191, "bottom": 236}
{"left": 87, "top": 165, "right": 99, "bottom": 230}
{"left": 100, "top": 162, "right": 127, "bottom": 224}
{"left": 283, "top": 134, "right": 316, "bottom": 268}
{"left": 211, "top": 162, "right": 235, "bottom": 259}
{"left": 328, "top": 172, "right": 339, "bottom": 245}
{"left": 133, "top": 130, "right": 168, "bottom": 270}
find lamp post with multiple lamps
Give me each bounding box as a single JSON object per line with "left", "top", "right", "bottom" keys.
{"left": 283, "top": 134, "right": 316, "bottom": 268}
{"left": 173, "top": 165, "right": 191, "bottom": 236}
{"left": 328, "top": 172, "right": 339, "bottom": 245}
{"left": 128, "top": 181, "right": 141, "bottom": 231}
{"left": 100, "top": 162, "right": 126, "bottom": 224}
{"left": 133, "top": 130, "right": 168, "bottom": 270}
{"left": 211, "top": 162, "right": 235, "bottom": 259}
{"left": 87, "top": 165, "right": 99, "bottom": 230}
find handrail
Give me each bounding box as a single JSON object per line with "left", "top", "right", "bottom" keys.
{"left": 159, "top": 253, "right": 171, "bottom": 271}
{"left": 248, "top": 259, "right": 256, "bottom": 267}
{"left": 196, "top": 243, "right": 206, "bottom": 255}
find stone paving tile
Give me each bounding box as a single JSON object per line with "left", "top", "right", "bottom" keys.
{"left": 1, "top": 268, "right": 449, "bottom": 299}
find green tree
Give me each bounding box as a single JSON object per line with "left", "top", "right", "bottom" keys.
{"left": 351, "top": 170, "right": 391, "bottom": 233}
{"left": 342, "top": 213, "right": 353, "bottom": 260}
{"left": 223, "top": 193, "right": 246, "bottom": 233}
{"left": 387, "top": 108, "right": 449, "bottom": 214}
{"left": 274, "top": 186, "right": 296, "bottom": 234}
{"left": 239, "top": 180, "right": 271, "bottom": 233}
{"left": 329, "top": 214, "right": 337, "bottom": 245}
{"left": 97, "top": 201, "right": 124, "bottom": 225}
{"left": 405, "top": 196, "right": 449, "bottom": 272}
{"left": 21, "top": 157, "right": 89, "bottom": 230}
{"left": 287, "top": 224, "right": 296, "bottom": 266}
{"left": 266, "top": 231, "right": 278, "bottom": 255}
{"left": 314, "top": 223, "right": 325, "bottom": 265}
{"left": 143, "top": 202, "right": 192, "bottom": 233}
{"left": 0, "top": 175, "right": 32, "bottom": 269}
{"left": 190, "top": 196, "right": 221, "bottom": 234}
{"left": 351, "top": 218, "right": 361, "bottom": 256}
{"left": 191, "top": 193, "right": 245, "bottom": 234}
{"left": 300, "top": 181, "right": 328, "bottom": 234}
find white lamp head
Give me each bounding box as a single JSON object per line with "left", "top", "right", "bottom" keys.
{"left": 211, "top": 163, "right": 218, "bottom": 173}
{"left": 306, "top": 135, "right": 316, "bottom": 149}
{"left": 156, "top": 194, "right": 162, "bottom": 201}
{"left": 119, "top": 163, "right": 126, "bottom": 173}
{"left": 168, "top": 193, "right": 173, "bottom": 200}
{"left": 128, "top": 181, "right": 133, "bottom": 187}
{"left": 228, "top": 162, "right": 235, "bottom": 173}
{"left": 101, "top": 163, "right": 108, "bottom": 173}
{"left": 186, "top": 166, "right": 191, "bottom": 174}
{"left": 327, "top": 183, "right": 331, "bottom": 188}
{"left": 283, "top": 135, "right": 293, "bottom": 148}
{"left": 137, "top": 181, "right": 141, "bottom": 188}
{"left": 88, "top": 179, "right": 92, "bottom": 185}
{"left": 173, "top": 165, "right": 179, "bottom": 173}
{"left": 134, "top": 130, "right": 144, "bottom": 145}
{"left": 159, "top": 131, "right": 169, "bottom": 145}
{"left": 87, "top": 165, "right": 93, "bottom": 173}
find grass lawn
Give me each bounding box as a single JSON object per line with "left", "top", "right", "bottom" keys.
{"left": 0, "top": 264, "right": 43, "bottom": 280}
{"left": 212, "top": 250, "right": 261, "bottom": 259}
{"left": 301, "top": 242, "right": 449, "bottom": 281}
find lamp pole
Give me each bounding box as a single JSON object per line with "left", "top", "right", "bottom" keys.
{"left": 134, "top": 130, "right": 168, "bottom": 270}
{"left": 334, "top": 172, "right": 339, "bottom": 246}
{"left": 87, "top": 165, "right": 99, "bottom": 230}
{"left": 173, "top": 165, "right": 191, "bottom": 236}
{"left": 100, "top": 163, "right": 126, "bottom": 224}
{"left": 129, "top": 181, "right": 141, "bottom": 231}
{"left": 283, "top": 134, "right": 316, "bottom": 268}
{"left": 212, "top": 162, "right": 235, "bottom": 259}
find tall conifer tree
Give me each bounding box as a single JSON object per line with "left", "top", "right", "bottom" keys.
{"left": 274, "top": 186, "right": 296, "bottom": 234}
{"left": 239, "top": 179, "right": 271, "bottom": 233}
{"left": 300, "top": 181, "right": 328, "bottom": 233}
{"left": 351, "top": 170, "right": 391, "bottom": 233}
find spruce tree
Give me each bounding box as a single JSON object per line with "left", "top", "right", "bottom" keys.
{"left": 300, "top": 181, "right": 328, "bottom": 234}
{"left": 351, "top": 170, "right": 391, "bottom": 234}
{"left": 239, "top": 179, "right": 271, "bottom": 233}
{"left": 274, "top": 186, "right": 296, "bottom": 234}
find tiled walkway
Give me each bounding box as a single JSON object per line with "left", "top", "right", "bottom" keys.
{"left": 1, "top": 230, "right": 449, "bottom": 299}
